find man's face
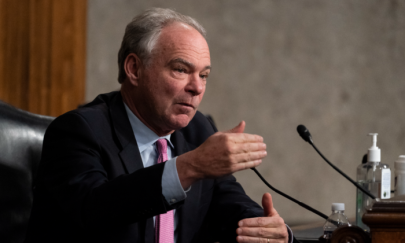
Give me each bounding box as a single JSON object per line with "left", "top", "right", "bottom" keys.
{"left": 133, "top": 22, "right": 211, "bottom": 135}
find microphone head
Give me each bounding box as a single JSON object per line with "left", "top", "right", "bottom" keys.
{"left": 297, "top": 125, "right": 313, "bottom": 143}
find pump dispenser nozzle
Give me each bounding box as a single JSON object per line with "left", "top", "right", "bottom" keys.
{"left": 368, "top": 133, "right": 381, "bottom": 162}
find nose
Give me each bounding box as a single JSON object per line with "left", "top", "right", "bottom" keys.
{"left": 185, "top": 73, "right": 205, "bottom": 96}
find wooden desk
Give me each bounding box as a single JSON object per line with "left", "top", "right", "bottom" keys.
{"left": 363, "top": 195, "right": 405, "bottom": 243}
{"left": 291, "top": 195, "right": 405, "bottom": 242}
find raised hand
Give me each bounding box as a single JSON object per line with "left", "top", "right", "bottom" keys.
{"left": 236, "top": 193, "right": 288, "bottom": 243}
{"left": 176, "top": 121, "right": 267, "bottom": 188}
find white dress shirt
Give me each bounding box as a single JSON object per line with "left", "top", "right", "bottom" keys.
{"left": 124, "top": 104, "right": 187, "bottom": 242}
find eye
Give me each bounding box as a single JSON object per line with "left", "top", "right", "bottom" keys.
{"left": 175, "top": 68, "right": 186, "bottom": 73}
{"left": 200, "top": 73, "right": 209, "bottom": 80}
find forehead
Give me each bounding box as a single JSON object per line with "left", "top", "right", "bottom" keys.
{"left": 152, "top": 22, "right": 210, "bottom": 65}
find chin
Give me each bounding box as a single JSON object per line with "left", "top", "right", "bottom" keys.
{"left": 168, "top": 114, "right": 194, "bottom": 130}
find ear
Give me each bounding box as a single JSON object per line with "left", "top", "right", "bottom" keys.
{"left": 124, "top": 53, "right": 143, "bottom": 86}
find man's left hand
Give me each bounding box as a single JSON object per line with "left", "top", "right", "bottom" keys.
{"left": 236, "top": 193, "right": 288, "bottom": 243}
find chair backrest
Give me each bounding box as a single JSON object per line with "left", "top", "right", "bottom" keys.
{"left": 0, "top": 100, "right": 54, "bottom": 243}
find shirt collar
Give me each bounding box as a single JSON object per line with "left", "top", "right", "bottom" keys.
{"left": 124, "top": 103, "right": 173, "bottom": 153}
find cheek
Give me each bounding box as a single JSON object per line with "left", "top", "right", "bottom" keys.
{"left": 164, "top": 85, "right": 179, "bottom": 98}
{"left": 166, "top": 84, "right": 187, "bottom": 102}
{"left": 157, "top": 76, "right": 181, "bottom": 95}
{"left": 152, "top": 85, "right": 180, "bottom": 113}
{"left": 147, "top": 80, "right": 173, "bottom": 100}
{"left": 141, "top": 86, "right": 167, "bottom": 113}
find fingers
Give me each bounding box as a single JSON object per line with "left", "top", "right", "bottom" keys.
{"left": 227, "top": 144, "right": 266, "bottom": 172}
{"left": 237, "top": 235, "right": 287, "bottom": 243}
{"left": 227, "top": 141, "right": 266, "bottom": 170}
{"left": 262, "top": 193, "right": 278, "bottom": 217}
{"left": 232, "top": 160, "right": 263, "bottom": 171}
{"left": 236, "top": 216, "right": 288, "bottom": 243}
{"left": 183, "top": 121, "right": 267, "bottom": 180}
{"left": 231, "top": 151, "right": 267, "bottom": 164}
{"left": 229, "top": 139, "right": 266, "bottom": 154}
{"left": 228, "top": 132, "right": 264, "bottom": 143}
{"left": 239, "top": 216, "right": 285, "bottom": 228}
{"left": 237, "top": 225, "right": 288, "bottom": 239}
{"left": 212, "top": 132, "right": 267, "bottom": 172}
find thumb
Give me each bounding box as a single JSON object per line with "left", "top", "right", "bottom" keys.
{"left": 224, "top": 121, "right": 245, "bottom": 133}
{"left": 262, "top": 193, "right": 278, "bottom": 217}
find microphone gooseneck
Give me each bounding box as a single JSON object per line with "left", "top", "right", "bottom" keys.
{"left": 296, "top": 125, "right": 376, "bottom": 199}
{"left": 251, "top": 168, "right": 328, "bottom": 220}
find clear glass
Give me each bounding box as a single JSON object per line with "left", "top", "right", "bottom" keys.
{"left": 356, "top": 161, "right": 389, "bottom": 231}
{"left": 322, "top": 210, "right": 350, "bottom": 239}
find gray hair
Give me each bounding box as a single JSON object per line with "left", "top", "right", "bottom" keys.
{"left": 117, "top": 8, "right": 206, "bottom": 83}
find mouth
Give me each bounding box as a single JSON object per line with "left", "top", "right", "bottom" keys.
{"left": 178, "top": 102, "right": 195, "bottom": 109}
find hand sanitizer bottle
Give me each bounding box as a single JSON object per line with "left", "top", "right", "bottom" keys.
{"left": 356, "top": 133, "right": 391, "bottom": 231}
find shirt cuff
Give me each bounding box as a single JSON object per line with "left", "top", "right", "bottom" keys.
{"left": 162, "top": 156, "right": 187, "bottom": 205}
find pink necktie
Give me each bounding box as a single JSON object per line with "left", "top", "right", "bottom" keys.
{"left": 155, "top": 139, "right": 174, "bottom": 243}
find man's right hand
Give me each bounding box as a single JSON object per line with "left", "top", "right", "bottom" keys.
{"left": 176, "top": 121, "right": 267, "bottom": 189}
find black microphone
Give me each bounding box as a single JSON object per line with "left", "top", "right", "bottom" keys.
{"left": 296, "top": 125, "right": 376, "bottom": 199}
{"left": 297, "top": 124, "right": 313, "bottom": 144}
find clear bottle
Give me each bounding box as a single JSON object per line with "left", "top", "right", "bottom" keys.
{"left": 322, "top": 203, "right": 351, "bottom": 240}
{"left": 356, "top": 133, "right": 391, "bottom": 231}
{"left": 394, "top": 155, "right": 405, "bottom": 196}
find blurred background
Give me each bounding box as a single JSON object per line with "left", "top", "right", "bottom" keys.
{"left": 1, "top": 0, "right": 405, "bottom": 227}
{"left": 86, "top": 0, "right": 405, "bottom": 226}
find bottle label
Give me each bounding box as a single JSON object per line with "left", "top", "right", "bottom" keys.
{"left": 381, "top": 168, "right": 391, "bottom": 199}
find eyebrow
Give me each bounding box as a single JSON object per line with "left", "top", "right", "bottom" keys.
{"left": 168, "top": 58, "right": 211, "bottom": 71}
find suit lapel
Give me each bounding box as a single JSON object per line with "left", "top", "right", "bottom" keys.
{"left": 171, "top": 130, "right": 202, "bottom": 243}
{"left": 109, "top": 92, "right": 144, "bottom": 174}
{"left": 109, "top": 93, "right": 204, "bottom": 242}
{"left": 109, "top": 93, "right": 151, "bottom": 242}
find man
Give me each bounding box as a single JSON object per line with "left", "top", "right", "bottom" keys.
{"left": 25, "top": 8, "right": 295, "bottom": 243}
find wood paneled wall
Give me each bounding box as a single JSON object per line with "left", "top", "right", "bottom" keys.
{"left": 0, "top": 0, "right": 86, "bottom": 117}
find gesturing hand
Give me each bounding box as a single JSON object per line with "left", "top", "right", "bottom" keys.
{"left": 176, "top": 121, "right": 267, "bottom": 188}
{"left": 236, "top": 193, "right": 288, "bottom": 243}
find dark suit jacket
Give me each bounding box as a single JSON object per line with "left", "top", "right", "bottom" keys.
{"left": 24, "top": 91, "right": 265, "bottom": 243}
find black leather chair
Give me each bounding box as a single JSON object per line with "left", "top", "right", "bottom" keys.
{"left": 0, "top": 100, "right": 54, "bottom": 243}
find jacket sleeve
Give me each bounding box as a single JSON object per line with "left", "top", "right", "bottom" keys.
{"left": 35, "top": 111, "right": 171, "bottom": 230}
{"left": 193, "top": 175, "right": 264, "bottom": 243}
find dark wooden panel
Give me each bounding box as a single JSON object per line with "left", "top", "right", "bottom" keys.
{"left": 0, "top": 0, "right": 86, "bottom": 116}
{"left": 0, "top": 1, "right": 4, "bottom": 101}
{"left": 49, "top": 0, "right": 86, "bottom": 116}
{"left": 0, "top": 0, "right": 30, "bottom": 110}
{"left": 29, "top": 0, "right": 52, "bottom": 115}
